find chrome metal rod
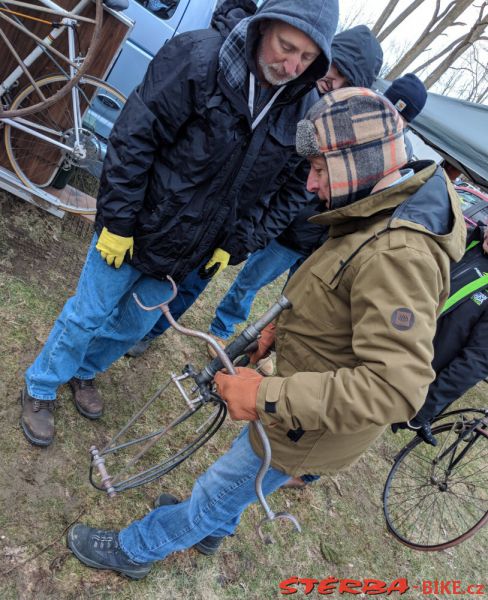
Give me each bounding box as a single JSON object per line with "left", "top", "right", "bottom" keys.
{"left": 90, "top": 446, "right": 116, "bottom": 497}
{"left": 134, "top": 276, "right": 300, "bottom": 541}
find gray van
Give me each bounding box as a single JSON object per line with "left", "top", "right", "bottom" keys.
{"left": 84, "top": 0, "right": 219, "bottom": 163}
{"left": 106, "top": 0, "right": 219, "bottom": 98}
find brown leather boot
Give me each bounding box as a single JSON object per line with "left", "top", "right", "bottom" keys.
{"left": 281, "top": 476, "right": 307, "bottom": 490}
{"left": 68, "top": 378, "right": 103, "bottom": 419}
{"left": 206, "top": 333, "right": 226, "bottom": 359}
{"left": 20, "top": 388, "right": 55, "bottom": 447}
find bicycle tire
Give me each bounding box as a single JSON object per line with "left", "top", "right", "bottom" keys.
{"left": 5, "top": 74, "right": 125, "bottom": 214}
{"left": 383, "top": 421, "right": 488, "bottom": 551}
{"left": 89, "top": 397, "right": 227, "bottom": 494}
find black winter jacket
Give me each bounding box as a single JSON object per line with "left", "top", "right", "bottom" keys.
{"left": 415, "top": 226, "right": 488, "bottom": 422}
{"left": 277, "top": 25, "right": 383, "bottom": 254}
{"left": 95, "top": 0, "right": 338, "bottom": 281}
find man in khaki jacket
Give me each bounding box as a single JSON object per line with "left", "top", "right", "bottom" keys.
{"left": 67, "top": 88, "right": 465, "bottom": 579}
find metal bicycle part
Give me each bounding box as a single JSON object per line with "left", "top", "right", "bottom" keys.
{"left": 0, "top": 0, "right": 103, "bottom": 118}
{"left": 383, "top": 413, "right": 488, "bottom": 551}
{"left": 4, "top": 74, "right": 126, "bottom": 213}
{"left": 89, "top": 379, "right": 227, "bottom": 494}
{"left": 253, "top": 419, "right": 302, "bottom": 543}
{"left": 90, "top": 275, "right": 299, "bottom": 541}
{"left": 133, "top": 277, "right": 300, "bottom": 541}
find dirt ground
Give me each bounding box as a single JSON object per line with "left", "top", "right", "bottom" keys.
{"left": 0, "top": 191, "right": 487, "bottom": 600}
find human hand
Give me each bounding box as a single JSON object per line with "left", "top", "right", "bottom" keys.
{"left": 214, "top": 367, "right": 263, "bottom": 421}
{"left": 96, "top": 227, "right": 134, "bottom": 268}
{"left": 199, "top": 248, "right": 231, "bottom": 279}
{"left": 249, "top": 323, "right": 276, "bottom": 364}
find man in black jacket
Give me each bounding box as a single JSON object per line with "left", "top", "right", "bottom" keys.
{"left": 204, "top": 25, "right": 383, "bottom": 353}
{"left": 21, "top": 0, "right": 339, "bottom": 446}
{"left": 127, "top": 25, "right": 383, "bottom": 360}
{"left": 395, "top": 225, "right": 488, "bottom": 445}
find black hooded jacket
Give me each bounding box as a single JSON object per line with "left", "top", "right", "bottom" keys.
{"left": 276, "top": 25, "right": 383, "bottom": 255}
{"left": 95, "top": 0, "right": 338, "bottom": 281}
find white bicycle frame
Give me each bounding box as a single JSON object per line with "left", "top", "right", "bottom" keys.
{"left": 1, "top": 0, "right": 93, "bottom": 158}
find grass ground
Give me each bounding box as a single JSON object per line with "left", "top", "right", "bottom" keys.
{"left": 0, "top": 191, "right": 486, "bottom": 600}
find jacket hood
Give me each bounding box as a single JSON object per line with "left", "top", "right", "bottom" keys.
{"left": 332, "top": 25, "right": 383, "bottom": 88}
{"left": 311, "top": 161, "right": 466, "bottom": 262}
{"left": 246, "top": 0, "right": 339, "bottom": 85}
{"left": 211, "top": 0, "right": 257, "bottom": 38}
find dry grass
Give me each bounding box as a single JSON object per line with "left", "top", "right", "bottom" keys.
{"left": 0, "top": 191, "right": 486, "bottom": 599}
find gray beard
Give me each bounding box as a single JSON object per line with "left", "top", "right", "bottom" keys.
{"left": 258, "top": 55, "right": 298, "bottom": 86}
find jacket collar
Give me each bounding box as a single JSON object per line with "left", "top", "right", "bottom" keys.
{"left": 311, "top": 161, "right": 437, "bottom": 230}
{"left": 311, "top": 160, "right": 465, "bottom": 264}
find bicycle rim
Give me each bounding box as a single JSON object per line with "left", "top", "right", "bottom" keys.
{"left": 5, "top": 74, "right": 125, "bottom": 214}
{"left": 383, "top": 422, "right": 488, "bottom": 551}
{"left": 89, "top": 398, "right": 227, "bottom": 494}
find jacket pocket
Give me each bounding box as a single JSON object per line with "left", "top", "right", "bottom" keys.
{"left": 268, "top": 121, "right": 297, "bottom": 147}
{"left": 285, "top": 252, "right": 345, "bottom": 330}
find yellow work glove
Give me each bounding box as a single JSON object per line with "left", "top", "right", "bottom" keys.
{"left": 96, "top": 226, "right": 134, "bottom": 269}
{"left": 199, "top": 248, "right": 230, "bottom": 279}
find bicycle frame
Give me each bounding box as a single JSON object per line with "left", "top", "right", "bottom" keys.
{"left": 1, "top": 0, "right": 90, "bottom": 156}
{"left": 431, "top": 417, "right": 487, "bottom": 482}
{"left": 391, "top": 408, "right": 488, "bottom": 464}
{"left": 0, "top": 0, "right": 91, "bottom": 96}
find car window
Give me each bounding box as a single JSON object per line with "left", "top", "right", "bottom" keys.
{"left": 136, "top": 0, "right": 180, "bottom": 19}
{"left": 471, "top": 206, "right": 488, "bottom": 227}
{"left": 457, "top": 190, "right": 482, "bottom": 211}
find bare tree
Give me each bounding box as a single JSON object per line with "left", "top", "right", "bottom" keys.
{"left": 338, "top": 3, "right": 369, "bottom": 33}
{"left": 436, "top": 44, "right": 488, "bottom": 101}
{"left": 379, "top": 39, "right": 412, "bottom": 78}
{"left": 371, "top": 0, "right": 402, "bottom": 36}
{"left": 385, "top": 0, "right": 473, "bottom": 79}
{"left": 375, "top": 0, "right": 428, "bottom": 43}
{"left": 434, "top": 65, "right": 466, "bottom": 95}
{"left": 423, "top": 2, "right": 488, "bottom": 88}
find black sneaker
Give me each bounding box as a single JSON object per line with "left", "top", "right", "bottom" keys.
{"left": 154, "top": 493, "right": 225, "bottom": 556}
{"left": 20, "top": 387, "right": 55, "bottom": 447}
{"left": 67, "top": 524, "right": 152, "bottom": 579}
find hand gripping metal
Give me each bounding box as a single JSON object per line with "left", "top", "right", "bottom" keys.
{"left": 134, "top": 276, "right": 301, "bottom": 542}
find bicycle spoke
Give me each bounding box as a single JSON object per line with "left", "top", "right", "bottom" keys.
{"left": 0, "top": 27, "right": 47, "bottom": 101}
{"left": 5, "top": 75, "right": 125, "bottom": 214}
{"left": 2, "top": 0, "right": 97, "bottom": 23}
{"left": 384, "top": 420, "right": 488, "bottom": 549}
{"left": 0, "top": 0, "right": 103, "bottom": 118}
{"left": 0, "top": 10, "right": 79, "bottom": 69}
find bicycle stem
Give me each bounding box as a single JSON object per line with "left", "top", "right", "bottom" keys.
{"left": 133, "top": 276, "right": 301, "bottom": 542}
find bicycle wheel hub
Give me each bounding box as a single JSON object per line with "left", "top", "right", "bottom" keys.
{"left": 64, "top": 128, "right": 102, "bottom": 164}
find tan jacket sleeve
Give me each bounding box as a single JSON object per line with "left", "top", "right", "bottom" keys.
{"left": 256, "top": 247, "right": 445, "bottom": 434}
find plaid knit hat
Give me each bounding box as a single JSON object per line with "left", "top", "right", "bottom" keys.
{"left": 296, "top": 87, "right": 407, "bottom": 208}
{"left": 384, "top": 73, "right": 427, "bottom": 123}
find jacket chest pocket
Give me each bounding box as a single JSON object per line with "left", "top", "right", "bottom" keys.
{"left": 286, "top": 253, "right": 350, "bottom": 330}
{"left": 258, "top": 122, "right": 297, "bottom": 171}
{"left": 201, "top": 96, "right": 247, "bottom": 142}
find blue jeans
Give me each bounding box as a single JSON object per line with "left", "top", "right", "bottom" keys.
{"left": 209, "top": 240, "right": 303, "bottom": 340}
{"left": 119, "top": 426, "right": 290, "bottom": 563}
{"left": 145, "top": 259, "right": 212, "bottom": 340}
{"left": 25, "top": 236, "right": 173, "bottom": 400}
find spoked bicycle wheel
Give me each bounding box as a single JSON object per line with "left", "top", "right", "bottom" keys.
{"left": 89, "top": 383, "right": 227, "bottom": 495}
{"left": 4, "top": 74, "right": 125, "bottom": 214}
{"left": 0, "top": 0, "right": 103, "bottom": 118}
{"left": 383, "top": 419, "right": 488, "bottom": 551}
